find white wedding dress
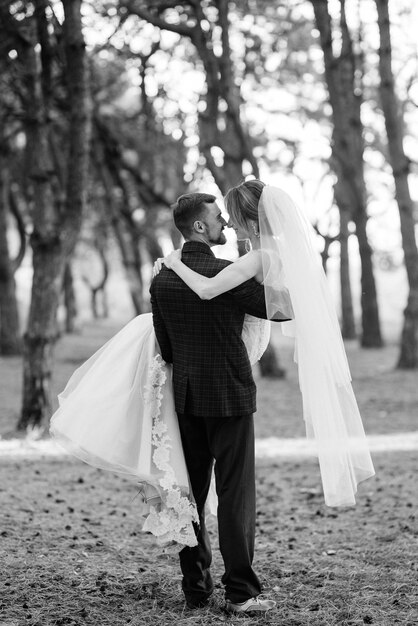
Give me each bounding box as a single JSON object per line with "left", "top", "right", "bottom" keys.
{"left": 50, "top": 313, "right": 271, "bottom": 547}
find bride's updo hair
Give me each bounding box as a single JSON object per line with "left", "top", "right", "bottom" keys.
{"left": 224, "top": 179, "right": 266, "bottom": 234}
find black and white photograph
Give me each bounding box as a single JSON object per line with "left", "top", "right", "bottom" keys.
{"left": 0, "top": 1, "right": 417, "bottom": 624}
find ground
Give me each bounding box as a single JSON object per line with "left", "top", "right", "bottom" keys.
{"left": 0, "top": 320, "right": 417, "bottom": 626}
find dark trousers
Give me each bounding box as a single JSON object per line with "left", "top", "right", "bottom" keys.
{"left": 177, "top": 413, "right": 262, "bottom": 604}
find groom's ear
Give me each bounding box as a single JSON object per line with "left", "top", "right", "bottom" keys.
{"left": 193, "top": 220, "right": 205, "bottom": 233}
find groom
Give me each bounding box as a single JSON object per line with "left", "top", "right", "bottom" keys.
{"left": 150, "top": 192, "right": 278, "bottom": 614}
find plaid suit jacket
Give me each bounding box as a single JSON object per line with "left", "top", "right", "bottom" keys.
{"left": 150, "top": 241, "right": 269, "bottom": 418}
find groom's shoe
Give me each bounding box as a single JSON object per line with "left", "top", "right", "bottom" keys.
{"left": 225, "top": 596, "right": 276, "bottom": 614}
{"left": 185, "top": 592, "right": 213, "bottom": 610}
{"left": 185, "top": 597, "right": 211, "bottom": 610}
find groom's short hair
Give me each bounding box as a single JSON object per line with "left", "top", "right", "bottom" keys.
{"left": 173, "top": 192, "right": 216, "bottom": 238}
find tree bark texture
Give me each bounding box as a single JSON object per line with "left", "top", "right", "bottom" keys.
{"left": 112, "top": 218, "right": 147, "bottom": 315}
{"left": 333, "top": 174, "right": 356, "bottom": 339}
{"left": 63, "top": 261, "right": 78, "bottom": 333}
{"left": 312, "top": 0, "right": 383, "bottom": 347}
{"left": 93, "top": 113, "right": 168, "bottom": 310}
{"left": 376, "top": 0, "right": 418, "bottom": 368}
{"left": 0, "top": 161, "right": 22, "bottom": 355}
{"left": 19, "top": 0, "right": 90, "bottom": 430}
{"left": 81, "top": 246, "right": 109, "bottom": 319}
{"left": 17, "top": 8, "right": 59, "bottom": 429}
{"left": 338, "top": 208, "right": 356, "bottom": 339}
{"left": 93, "top": 142, "right": 147, "bottom": 315}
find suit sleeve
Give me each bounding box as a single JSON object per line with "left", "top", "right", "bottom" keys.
{"left": 228, "top": 276, "right": 290, "bottom": 321}
{"left": 227, "top": 277, "right": 268, "bottom": 318}
{"left": 150, "top": 281, "right": 173, "bottom": 364}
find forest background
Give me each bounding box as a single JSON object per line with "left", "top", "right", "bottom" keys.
{"left": 0, "top": 0, "right": 417, "bottom": 432}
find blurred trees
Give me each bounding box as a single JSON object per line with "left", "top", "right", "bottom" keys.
{"left": 118, "top": 0, "right": 287, "bottom": 377}
{"left": 5, "top": 0, "right": 91, "bottom": 430}
{"left": 120, "top": 0, "right": 259, "bottom": 188}
{"left": 230, "top": 0, "right": 359, "bottom": 340}
{"left": 0, "top": 162, "right": 25, "bottom": 356}
{"left": 88, "top": 35, "right": 186, "bottom": 314}
{"left": 91, "top": 0, "right": 418, "bottom": 366}
{"left": 311, "top": 0, "right": 383, "bottom": 347}
{"left": 375, "top": 0, "right": 418, "bottom": 368}
{"left": 0, "top": 0, "right": 186, "bottom": 430}
{"left": 0, "top": 0, "right": 416, "bottom": 431}
{"left": 0, "top": 49, "right": 26, "bottom": 356}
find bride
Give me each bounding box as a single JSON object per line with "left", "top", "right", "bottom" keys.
{"left": 50, "top": 180, "right": 374, "bottom": 547}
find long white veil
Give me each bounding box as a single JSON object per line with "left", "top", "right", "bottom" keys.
{"left": 259, "top": 186, "right": 375, "bottom": 507}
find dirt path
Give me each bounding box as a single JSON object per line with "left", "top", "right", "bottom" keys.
{"left": 1, "top": 319, "right": 417, "bottom": 625}
{"left": 1, "top": 451, "right": 417, "bottom": 626}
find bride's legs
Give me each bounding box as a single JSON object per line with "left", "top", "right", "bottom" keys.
{"left": 177, "top": 412, "right": 214, "bottom": 607}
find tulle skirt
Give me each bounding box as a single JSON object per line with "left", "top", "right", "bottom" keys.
{"left": 50, "top": 313, "right": 199, "bottom": 546}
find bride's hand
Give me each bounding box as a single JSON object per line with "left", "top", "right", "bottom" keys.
{"left": 152, "top": 249, "right": 182, "bottom": 277}
{"left": 163, "top": 249, "right": 182, "bottom": 270}
{"left": 152, "top": 257, "right": 164, "bottom": 277}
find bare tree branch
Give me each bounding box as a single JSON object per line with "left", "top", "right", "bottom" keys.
{"left": 119, "top": 0, "right": 193, "bottom": 36}
{"left": 94, "top": 113, "right": 172, "bottom": 208}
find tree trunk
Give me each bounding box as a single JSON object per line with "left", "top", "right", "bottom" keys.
{"left": 312, "top": 0, "right": 383, "bottom": 347}
{"left": 0, "top": 163, "right": 22, "bottom": 355}
{"left": 354, "top": 213, "right": 382, "bottom": 347}
{"left": 18, "top": 0, "right": 90, "bottom": 431}
{"left": 81, "top": 246, "right": 109, "bottom": 319}
{"left": 112, "top": 219, "right": 147, "bottom": 315}
{"left": 95, "top": 154, "right": 146, "bottom": 315}
{"left": 17, "top": 8, "right": 60, "bottom": 430}
{"left": 320, "top": 239, "right": 332, "bottom": 274}
{"left": 339, "top": 208, "right": 356, "bottom": 339}
{"left": 20, "top": 242, "right": 64, "bottom": 429}
{"left": 93, "top": 118, "right": 149, "bottom": 315}
{"left": 102, "top": 290, "right": 109, "bottom": 319}
{"left": 145, "top": 231, "right": 164, "bottom": 263}
{"left": 259, "top": 342, "right": 286, "bottom": 379}
{"left": 63, "top": 261, "right": 77, "bottom": 333}
{"left": 376, "top": 0, "right": 418, "bottom": 368}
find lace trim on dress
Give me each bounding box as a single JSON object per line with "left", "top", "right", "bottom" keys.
{"left": 141, "top": 354, "right": 199, "bottom": 546}
{"left": 241, "top": 315, "right": 271, "bottom": 365}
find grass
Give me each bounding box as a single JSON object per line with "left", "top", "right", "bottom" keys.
{"left": 1, "top": 454, "right": 417, "bottom": 625}
{"left": 1, "top": 319, "right": 417, "bottom": 625}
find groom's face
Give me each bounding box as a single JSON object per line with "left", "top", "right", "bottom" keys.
{"left": 201, "top": 202, "right": 228, "bottom": 246}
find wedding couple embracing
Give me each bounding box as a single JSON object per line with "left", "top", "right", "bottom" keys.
{"left": 51, "top": 180, "right": 375, "bottom": 615}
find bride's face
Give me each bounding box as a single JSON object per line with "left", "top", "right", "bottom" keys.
{"left": 228, "top": 219, "right": 249, "bottom": 241}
